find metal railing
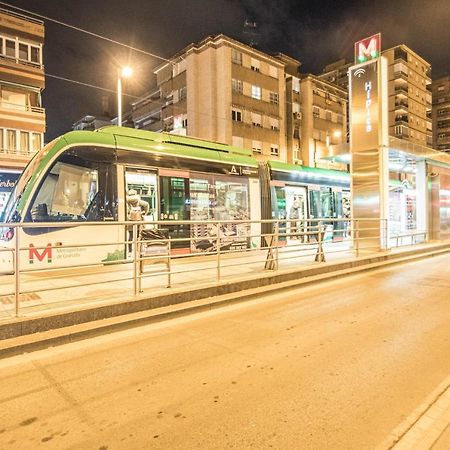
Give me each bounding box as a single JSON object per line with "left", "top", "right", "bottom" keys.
{"left": 0, "top": 100, "right": 45, "bottom": 114}
{"left": 0, "top": 217, "right": 436, "bottom": 319}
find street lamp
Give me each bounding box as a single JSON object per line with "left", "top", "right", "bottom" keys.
{"left": 117, "top": 66, "right": 133, "bottom": 126}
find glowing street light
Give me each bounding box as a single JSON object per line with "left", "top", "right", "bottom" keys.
{"left": 117, "top": 66, "right": 133, "bottom": 127}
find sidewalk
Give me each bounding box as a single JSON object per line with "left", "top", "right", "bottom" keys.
{"left": 1, "top": 241, "right": 449, "bottom": 349}
{"left": 379, "top": 376, "right": 450, "bottom": 450}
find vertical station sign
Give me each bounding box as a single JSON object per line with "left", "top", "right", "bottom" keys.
{"left": 349, "top": 33, "right": 389, "bottom": 250}
{"left": 349, "top": 60, "right": 379, "bottom": 151}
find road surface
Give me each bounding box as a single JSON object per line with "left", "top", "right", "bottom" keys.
{"left": 0, "top": 253, "right": 449, "bottom": 449}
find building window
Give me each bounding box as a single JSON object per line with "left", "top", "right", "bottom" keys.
{"left": 325, "top": 110, "right": 332, "bottom": 121}
{"left": 252, "top": 140, "right": 262, "bottom": 153}
{"left": 20, "top": 131, "right": 29, "bottom": 154}
{"left": 6, "top": 129, "right": 16, "bottom": 152}
{"left": 337, "top": 114, "right": 343, "bottom": 124}
{"left": 292, "top": 77, "right": 300, "bottom": 93}
{"left": 0, "top": 36, "right": 41, "bottom": 66}
{"left": 232, "top": 136, "right": 243, "bottom": 148}
{"left": 251, "top": 113, "right": 262, "bottom": 127}
{"left": 293, "top": 145, "right": 300, "bottom": 163}
{"left": 231, "top": 108, "right": 242, "bottom": 122}
{"left": 32, "top": 133, "right": 42, "bottom": 152}
{"left": 313, "top": 106, "right": 320, "bottom": 118}
{"left": 18, "top": 43, "right": 28, "bottom": 60}
{"left": 232, "top": 79, "right": 243, "bottom": 94}
{"left": 270, "top": 118, "right": 279, "bottom": 131}
{"left": 179, "top": 87, "right": 187, "bottom": 101}
{"left": 251, "top": 85, "right": 261, "bottom": 100}
{"left": 270, "top": 144, "right": 279, "bottom": 156}
{"left": 231, "top": 49, "right": 242, "bottom": 65}
{"left": 269, "top": 65, "right": 278, "bottom": 78}
{"left": 5, "top": 39, "right": 15, "bottom": 58}
{"left": 30, "top": 46, "right": 40, "bottom": 64}
{"left": 269, "top": 92, "right": 279, "bottom": 105}
{"left": 250, "top": 58, "right": 260, "bottom": 72}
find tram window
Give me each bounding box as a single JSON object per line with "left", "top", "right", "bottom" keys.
{"left": 26, "top": 146, "right": 117, "bottom": 223}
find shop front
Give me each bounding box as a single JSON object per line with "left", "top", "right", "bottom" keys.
{"left": 0, "top": 171, "right": 20, "bottom": 220}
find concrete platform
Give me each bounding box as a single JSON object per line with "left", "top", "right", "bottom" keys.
{"left": 0, "top": 241, "right": 449, "bottom": 357}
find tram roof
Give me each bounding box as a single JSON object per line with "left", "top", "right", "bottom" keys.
{"left": 269, "top": 160, "right": 350, "bottom": 183}
{"left": 96, "top": 125, "right": 255, "bottom": 158}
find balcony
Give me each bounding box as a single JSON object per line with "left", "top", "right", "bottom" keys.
{"left": 0, "top": 100, "right": 44, "bottom": 114}
{"left": 394, "top": 47, "right": 408, "bottom": 62}
{"left": 395, "top": 85, "right": 408, "bottom": 97}
{"left": 394, "top": 71, "right": 408, "bottom": 82}
{"left": 394, "top": 125, "right": 410, "bottom": 138}
{"left": 395, "top": 115, "right": 409, "bottom": 124}
{"left": 395, "top": 100, "right": 409, "bottom": 112}
{"left": 0, "top": 100, "right": 45, "bottom": 132}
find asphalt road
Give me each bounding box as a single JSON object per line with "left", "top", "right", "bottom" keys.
{"left": 1, "top": 253, "right": 449, "bottom": 449}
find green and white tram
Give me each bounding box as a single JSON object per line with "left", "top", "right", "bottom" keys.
{"left": 0, "top": 126, "right": 350, "bottom": 272}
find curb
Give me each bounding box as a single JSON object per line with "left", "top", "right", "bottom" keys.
{"left": 1, "top": 243, "right": 449, "bottom": 357}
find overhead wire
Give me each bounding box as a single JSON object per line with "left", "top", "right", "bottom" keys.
{"left": 46, "top": 73, "right": 138, "bottom": 98}
{"left": 0, "top": 1, "right": 171, "bottom": 63}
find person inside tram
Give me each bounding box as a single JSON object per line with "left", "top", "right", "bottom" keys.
{"left": 126, "top": 189, "right": 150, "bottom": 252}
{"left": 289, "top": 196, "right": 301, "bottom": 239}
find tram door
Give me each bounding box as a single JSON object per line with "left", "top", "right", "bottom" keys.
{"left": 285, "top": 186, "right": 307, "bottom": 241}
{"left": 124, "top": 169, "right": 158, "bottom": 256}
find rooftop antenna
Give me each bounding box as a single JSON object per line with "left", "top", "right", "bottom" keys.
{"left": 243, "top": 19, "right": 260, "bottom": 47}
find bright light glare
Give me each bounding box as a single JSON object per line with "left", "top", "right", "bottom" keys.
{"left": 121, "top": 66, "right": 133, "bottom": 77}
{"left": 333, "top": 130, "right": 342, "bottom": 138}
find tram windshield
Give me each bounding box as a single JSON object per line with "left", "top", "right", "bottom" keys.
{"left": 1, "top": 139, "right": 57, "bottom": 223}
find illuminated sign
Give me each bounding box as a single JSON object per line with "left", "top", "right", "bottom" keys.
{"left": 350, "top": 60, "right": 379, "bottom": 151}
{"left": 355, "top": 33, "right": 381, "bottom": 64}
{"left": 29, "top": 243, "right": 52, "bottom": 264}
{"left": 0, "top": 173, "right": 19, "bottom": 192}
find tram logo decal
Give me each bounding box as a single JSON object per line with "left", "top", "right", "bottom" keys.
{"left": 29, "top": 243, "right": 52, "bottom": 264}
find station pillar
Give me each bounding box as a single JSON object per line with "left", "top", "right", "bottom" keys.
{"left": 349, "top": 56, "right": 389, "bottom": 251}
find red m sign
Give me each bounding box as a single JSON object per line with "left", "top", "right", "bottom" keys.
{"left": 355, "top": 34, "right": 381, "bottom": 63}
{"left": 29, "top": 243, "right": 52, "bottom": 263}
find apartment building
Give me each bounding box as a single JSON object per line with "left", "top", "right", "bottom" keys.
{"left": 432, "top": 75, "right": 450, "bottom": 153}
{"left": 320, "top": 59, "right": 351, "bottom": 90}
{"left": 319, "top": 45, "right": 433, "bottom": 148}
{"left": 132, "top": 35, "right": 287, "bottom": 161}
{"left": 383, "top": 45, "right": 432, "bottom": 147}
{"left": 273, "top": 53, "right": 302, "bottom": 164}
{"left": 299, "top": 74, "right": 347, "bottom": 168}
{"left": 0, "top": 8, "right": 45, "bottom": 216}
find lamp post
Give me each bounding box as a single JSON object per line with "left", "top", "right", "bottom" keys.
{"left": 117, "top": 66, "right": 133, "bottom": 127}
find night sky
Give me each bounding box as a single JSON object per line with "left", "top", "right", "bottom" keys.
{"left": 3, "top": 0, "right": 450, "bottom": 141}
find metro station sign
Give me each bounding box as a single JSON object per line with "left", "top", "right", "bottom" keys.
{"left": 355, "top": 33, "right": 381, "bottom": 64}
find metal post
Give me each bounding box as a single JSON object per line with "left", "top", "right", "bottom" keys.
{"left": 14, "top": 226, "right": 20, "bottom": 317}
{"left": 133, "top": 223, "right": 139, "bottom": 295}
{"left": 117, "top": 76, "right": 122, "bottom": 127}
{"left": 275, "top": 221, "right": 279, "bottom": 270}
{"left": 167, "top": 237, "right": 172, "bottom": 288}
{"left": 355, "top": 219, "right": 360, "bottom": 257}
{"left": 316, "top": 220, "right": 324, "bottom": 263}
{"left": 384, "top": 218, "right": 389, "bottom": 250}
{"left": 216, "top": 222, "right": 221, "bottom": 282}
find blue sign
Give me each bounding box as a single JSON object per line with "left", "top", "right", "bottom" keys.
{"left": 0, "top": 172, "right": 19, "bottom": 192}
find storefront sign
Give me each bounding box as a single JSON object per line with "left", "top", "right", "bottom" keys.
{"left": 0, "top": 172, "right": 19, "bottom": 192}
